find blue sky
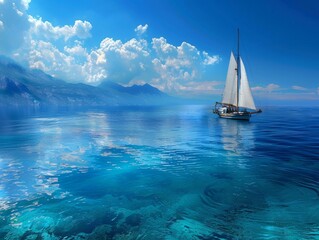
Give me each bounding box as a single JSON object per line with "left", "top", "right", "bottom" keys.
{"left": 1, "top": 0, "right": 319, "bottom": 105}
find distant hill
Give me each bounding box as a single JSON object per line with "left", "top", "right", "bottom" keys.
{"left": 0, "top": 56, "right": 175, "bottom": 107}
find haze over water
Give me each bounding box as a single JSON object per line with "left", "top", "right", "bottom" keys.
{"left": 0, "top": 105, "right": 319, "bottom": 239}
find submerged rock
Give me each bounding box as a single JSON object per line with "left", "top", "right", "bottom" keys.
{"left": 167, "top": 217, "right": 213, "bottom": 239}
{"left": 87, "top": 224, "right": 112, "bottom": 240}
{"left": 125, "top": 213, "right": 142, "bottom": 227}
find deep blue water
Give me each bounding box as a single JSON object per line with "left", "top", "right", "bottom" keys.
{"left": 0, "top": 105, "right": 319, "bottom": 239}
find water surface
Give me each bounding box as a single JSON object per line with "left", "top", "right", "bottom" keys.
{"left": 0, "top": 105, "right": 319, "bottom": 239}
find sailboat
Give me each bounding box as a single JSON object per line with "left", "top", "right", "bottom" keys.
{"left": 214, "top": 30, "right": 261, "bottom": 120}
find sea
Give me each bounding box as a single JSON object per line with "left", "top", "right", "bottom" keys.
{"left": 0, "top": 105, "right": 318, "bottom": 239}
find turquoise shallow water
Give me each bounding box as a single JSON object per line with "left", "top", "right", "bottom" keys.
{"left": 0, "top": 105, "right": 319, "bottom": 239}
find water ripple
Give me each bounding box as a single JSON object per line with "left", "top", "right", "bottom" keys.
{"left": 0, "top": 106, "right": 318, "bottom": 239}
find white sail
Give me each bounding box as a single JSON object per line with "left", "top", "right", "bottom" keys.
{"left": 238, "top": 57, "right": 256, "bottom": 110}
{"left": 221, "top": 52, "right": 237, "bottom": 106}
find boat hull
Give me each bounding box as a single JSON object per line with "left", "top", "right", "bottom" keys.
{"left": 218, "top": 112, "right": 251, "bottom": 120}
{"left": 213, "top": 102, "right": 259, "bottom": 121}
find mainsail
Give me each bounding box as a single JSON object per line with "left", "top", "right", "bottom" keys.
{"left": 221, "top": 52, "right": 256, "bottom": 110}
{"left": 221, "top": 52, "right": 237, "bottom": 106}
{"left": 238, "top": 58, "right": 256, "bottom": 110}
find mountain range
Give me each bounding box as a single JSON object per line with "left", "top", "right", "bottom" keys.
{"left": 0, "top": 56, "right": 175, "bottom": 107}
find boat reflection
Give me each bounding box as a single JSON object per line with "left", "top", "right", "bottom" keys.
{"left": 218, "top": 118, "right": 255, "bottom": 155}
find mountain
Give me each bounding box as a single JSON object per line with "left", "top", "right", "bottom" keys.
{"left": 98, "top": 81, "right": 170, "bottom": 105}
{"left": 0, "top": 56, "right": 175, "bottom": 107}
{"left": 99, "top": 81, "right": 163, "bottom": 95}
{"left": 127, "top": 83, "right": 164, "bottom": 95}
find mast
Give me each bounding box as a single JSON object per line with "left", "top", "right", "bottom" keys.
{"left": 236, "top": 28, "right": 240, "bottom": 110}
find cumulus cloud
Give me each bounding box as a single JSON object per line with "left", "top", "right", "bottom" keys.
{"left": 252, "top": 83, "right": 280, "bottom": 93}
{"left": 134, "top": 24, "right": 148, "bottom": 36}
{"left": 27, "top": 40, "right": 82, "bottom": 80}
{"left": 150, "top": 37, "right": 219, "bottom": 93}
{"left": 292, "top": 85, "right": 307, "bottom": 91}
{"left": 21, "top": 23, "right": 219, "bottom": 91}
{"left": 203, "top": 51, "right": 219, "bottom": 65}
{"left": 29, "top": 16, "right": 92, "bottom": 41}
{"left": 21, "top": 0, "right": 31, "bottom": 10}
{"left": 81, "top": 37, "right": 151, "bottom": 83}
{"left": 64, "top": 42, "right": 88, "bottom": 57}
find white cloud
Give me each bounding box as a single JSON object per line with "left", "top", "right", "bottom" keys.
{"left": 203, "top": 51, "right": 219, "bottom": 65}
{"left": 21, "top": 0, "right": 31, "bottom": 10}
{"left": 252, "top": 83, "right": 280, "bottom": 93}
{"left": 29, "top": 16, "right": 92, "bottom": 41}
{"left": 73, "top": 20, "right": 92, "bottom": 39}
{"left": 27, "top": 40, "right": 78, "bottom": 78}
{"left": 292, "top": 85, "right": 307, "bottom": 91}
{"left": 21, "top": 34, "right": 219, "bottom": 91}
{"left": 150, "top": 38, "right": 219, "bottom": 94}
{"left": 80, "top": 37, "right": 152, "bottom": 84}
{"left": 152, "top": 37, "right": 176, "bottom": 57}
{"left": 134, "top": 24, "right": 148, "bottom": 36}
{"left": 64, "top": 43, "right": 88, "bottom": 57}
